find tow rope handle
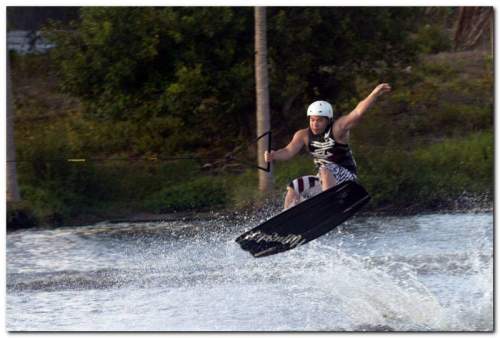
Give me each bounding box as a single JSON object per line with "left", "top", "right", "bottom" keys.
{"left": 256, "top": 131, "right": 272, "bottom": 173}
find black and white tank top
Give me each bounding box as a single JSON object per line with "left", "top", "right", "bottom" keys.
{"left": 307, "top": 126, "right": 357, "bottom": 174}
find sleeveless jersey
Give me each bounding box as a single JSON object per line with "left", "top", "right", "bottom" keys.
{"left": 307, "top": 126, "right": 357, "bottom": 174}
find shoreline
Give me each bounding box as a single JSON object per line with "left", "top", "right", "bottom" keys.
{"left": 7, "top": 199, "right": 493, "bottom": 232}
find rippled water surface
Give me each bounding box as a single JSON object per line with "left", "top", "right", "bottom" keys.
{"left": 7, "top": 212, "right": 493, "bottom": 331}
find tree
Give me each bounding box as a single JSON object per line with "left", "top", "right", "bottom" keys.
{"left": 45, "top": 7, "right": 255, "bottom": 156}
{"left": 454, "top": 7, "right": 493, "bottom": 52}
{"left": 254, "top": 7, "right": 272, "bottom": 192}
{"left": 45, "top": 7, "right": 420, "bottom": 157}
{"left": 7, "top": 53, "right": 21, "bottom": 203}
{"left": 266, "top": 7, "right": 420, "bottom": 126}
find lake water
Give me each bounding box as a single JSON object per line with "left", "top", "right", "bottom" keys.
{"left": 6, "top": 211, "right": 493, "bottom": 331}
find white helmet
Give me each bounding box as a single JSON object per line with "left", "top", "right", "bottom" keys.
{"left": 307, "top": 100, "right": 333, "bottom": 119}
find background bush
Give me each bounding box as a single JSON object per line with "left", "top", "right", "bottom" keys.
{"left": 8, "top": 7, "right": 493, "bottom": 227}
{"left": 145, "top": 176, "right": 228, "bottom": 212}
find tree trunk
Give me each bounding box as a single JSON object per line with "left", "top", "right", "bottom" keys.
{"left": 254, "top": 6, "right": 273, "bottom": 193}
{"left": 7, "top": 53, "right": 21, "bottom": 203}
{"left": 454, "top": 7, "right": 493, "bottom": 51}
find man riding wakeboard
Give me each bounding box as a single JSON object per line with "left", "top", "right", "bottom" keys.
{"left": 264, "top": 83, "right": 391, "bottom": 209}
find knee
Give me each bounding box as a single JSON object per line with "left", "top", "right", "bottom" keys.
{"left": 284, "top": 187, "right": 300, "bottom": 209}
{"left": 319, "top": 167, "right": 336, "bottom": 189}
{"left": 286, "top": 186, "right": 299, "bottom": 198}
{"left": 319, "top": 167, "right": 332, "bottom": 181}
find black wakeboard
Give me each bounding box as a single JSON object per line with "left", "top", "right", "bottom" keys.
{"left": 235, "top": 180, "right": 370, "bottom": 258}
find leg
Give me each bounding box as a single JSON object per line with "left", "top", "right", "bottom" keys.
{"left": 285, "top": 175, "right": 322, "bottom": 209}
{"left": 319, "top": 166, "right": 337, "bottom": 191}
{"left": 284, "top": 186, "right": 300, "bottom": 209}
{"left": 318, "top": 163, "right": 358, "bottom": 191}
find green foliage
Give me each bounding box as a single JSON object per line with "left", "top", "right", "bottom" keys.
{"left": 11, "top": 8, "right": 493, "bottom": 227}
{"left": 353, "top": 52, "right": 493, "bottom": 148}
{"left": 15, "top": 158, "right": 207, "bottom": 225}
{"left": 358, "top": 132, "right": 493, "bottom": 209}
{"left": 414, "top": 24, "right": 452, "bottom": 54}
{"left": 273, "top": 155, "right": 315, "bottom": 188}
{"left": 145, "top": 176, "right": 228, "bottom": 212}
{"left": 224, "top": 169, "right": 259, "bottom": 209}
{"left": 44, "top": 7, "right": 255, "bottom": 156}
{"left": 43, "top": 7, "right": 421, "bottom": 157}
{"left": 13, "top": 93, "right": 206, "bottom": 224}
{"left": 268, "top": 8, "right": 420, "bottom": 119}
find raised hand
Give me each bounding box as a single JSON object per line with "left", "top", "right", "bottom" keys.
{"left": 371, "top": 83, "right": 392, "bottom": 97}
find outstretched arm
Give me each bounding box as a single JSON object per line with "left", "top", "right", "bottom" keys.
{"left": 334, "top": 83, "right": 391, "bottom": 137}
{"left": 265, "top": 129, "right": 306, "bottom": 162}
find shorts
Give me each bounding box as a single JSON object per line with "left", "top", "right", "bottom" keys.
{"left": 287, "top": 163, "right": 357, "bottom": 201}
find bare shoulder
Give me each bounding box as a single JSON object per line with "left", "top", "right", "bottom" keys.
{"left": 286, "top": 128, "right": 308, "bottom": 149}
{"left": 333, "top": 117, "right": 350, "bottom": 143}
{"left": 295, "top": 128, "right": 309, "bottom": 138}
{"left": 333, "top": 115, "right": 348, "bottom": 132}
{"left": 295, "top": 128, "right": 309, "bottom": 144}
